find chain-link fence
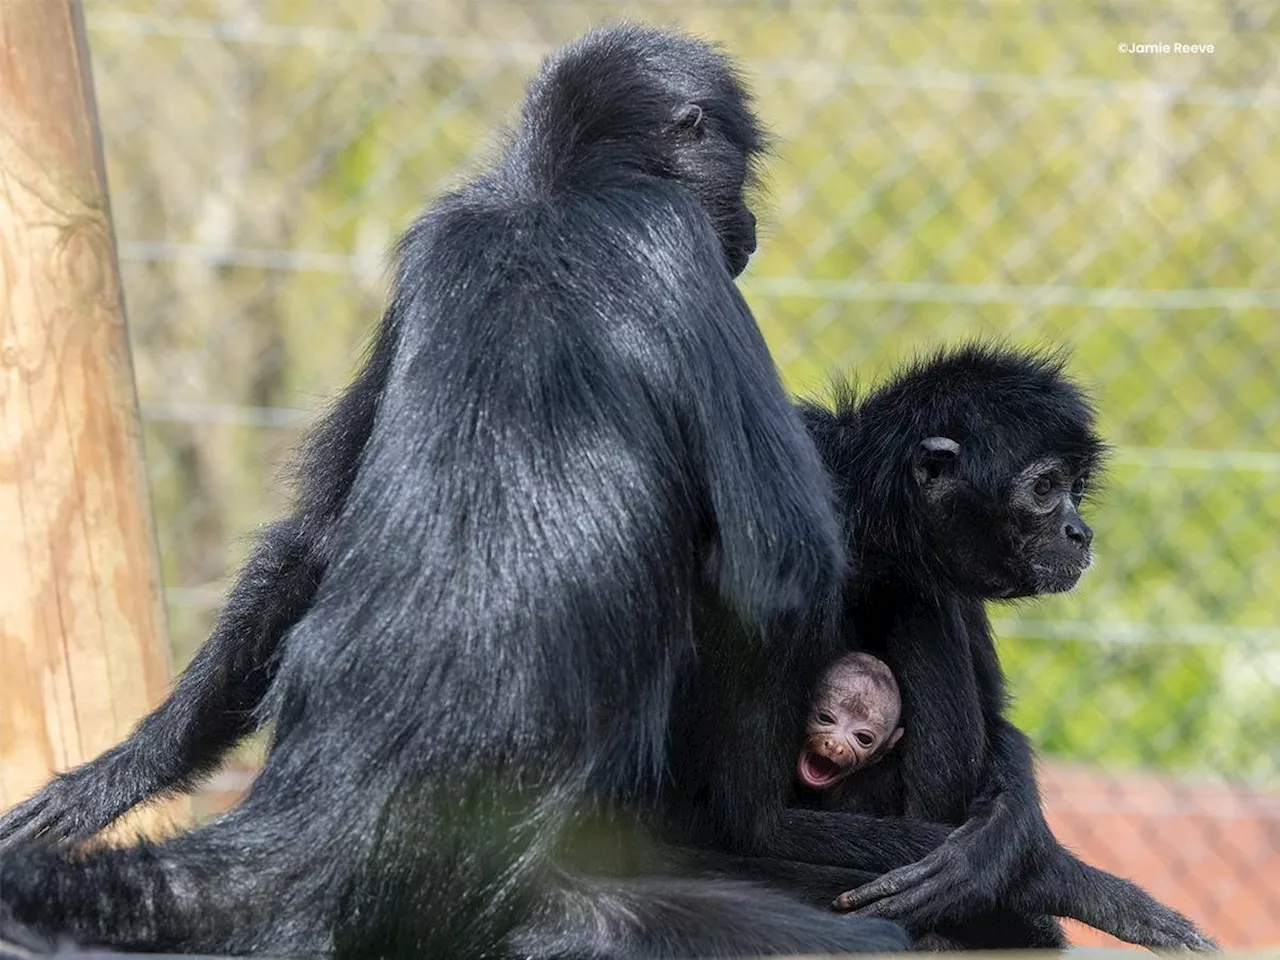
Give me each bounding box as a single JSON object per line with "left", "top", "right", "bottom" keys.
{"left": 83, "top": 0, "right": 1279, "bottom": 948}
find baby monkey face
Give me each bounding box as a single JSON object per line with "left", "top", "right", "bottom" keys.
{"left": 797, "top": 652, "right": 904, "bottom": 791}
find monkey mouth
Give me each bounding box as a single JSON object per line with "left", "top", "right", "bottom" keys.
{"left": 797, "top": 749, "right": 848, "bottom": 789}
{"left": 1030, "top": 558, "right": 1089, "bottom": 594}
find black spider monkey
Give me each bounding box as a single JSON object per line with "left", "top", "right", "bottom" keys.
{"left": 666, "top": 346, "right": 1217, "bottom": 952}
{"left": 0, "top": 33, "right": 1215, "bottom": 960}
{"left": 0, "top": 25, "right": 907, "bottom": 959}
{"left": 703, "top": 345, "right": 1215, "bottom": 951}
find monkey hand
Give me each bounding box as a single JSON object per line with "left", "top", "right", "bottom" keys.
{"left": 1015, "top": 849, "right": 1220, "bottom": 953}
{"left": 829, "top": 839, "right": 992, "bottom": 933}
{"left": 829, "top": 792, "right": 1031, "bottom": 933}
{"left": 1052, "top": 873, "right": 1221, "bottom": 952}
{"left": 0, "top": 768, "right": 115, "bottom": 852}
{"left": 1126, "top": 905, "right": 1219, "bottom": 953}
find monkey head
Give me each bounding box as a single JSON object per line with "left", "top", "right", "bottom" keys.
{"left": 893, "top": 349, "right": 1108, "bottom": 600}
{"left": 658, "top": 79, "right": 762, "bottom": 276}
{"left": 797, "top": 652, "right": 904, "bottom": 792}
{"left": 913, "top": 437, "right": 1102, "bottom": 598}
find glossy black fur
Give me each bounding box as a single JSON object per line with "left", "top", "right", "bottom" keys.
{"left": 0, "top": 26, "right": 908, "bottom": 958}
{"left": 650, "top": 349, "right": 1068, "bottom": 950}
{"left": 782, "top": 345, "right": 1215, "bottom": 950}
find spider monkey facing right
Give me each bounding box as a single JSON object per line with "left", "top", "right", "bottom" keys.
{"left": 785, "top": 345, "right": 1218, "bottom": 951}
{"left": 663, "top": 345, "right": 1215, "bottom": 952}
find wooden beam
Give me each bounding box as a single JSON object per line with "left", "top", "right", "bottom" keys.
{"left": 0, "top": 0, "right": 187, "bottom": 840}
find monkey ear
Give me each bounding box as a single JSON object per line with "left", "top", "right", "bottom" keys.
{"left": 913, "top": 436, "right": 960, "bottom": 488}
{"left": 671, "top": 102, "right": 706, "bottom": 137}
{"left": 887, "top": 726, "right": 905, "bottom": 751}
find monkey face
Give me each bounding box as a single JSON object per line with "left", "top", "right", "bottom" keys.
{"left": 913, "top": 440, "right": 1098, "bottom": 600}
{"left": 1001, "top": 456, "right": 1095, "bottom": 595}
{"left": 660, "top": 96, "right": 762, "bottom": 278}
{"left": 797, "top": 681, "right": 904, "bottom": 791}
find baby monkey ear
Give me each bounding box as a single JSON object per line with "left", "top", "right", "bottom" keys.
{"left": 670, "top": 102, "right": 706, "bottom": 138}
{"left": 914, "top": 436, "right": 960, "bottom": 489}
{"left": 867, "top": 726, "right": 905, "bottom": 766}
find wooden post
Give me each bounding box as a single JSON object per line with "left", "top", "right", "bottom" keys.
{"left": 0, "top": 0, "right": 188, "bottom": 840}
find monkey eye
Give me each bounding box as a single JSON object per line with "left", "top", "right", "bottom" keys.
{"left": 855, "top": 732, "right": 874, "bottom": 747}
{"left": 1033, "top": 476, "right": 1053, "bottom": 497}
{"left": 817, "top": 711, "right": 836, "bottom": 725}
{"left": 1071, "top": 476, "right": 1086, "bottom": 497}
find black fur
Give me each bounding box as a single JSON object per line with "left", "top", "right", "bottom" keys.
{"left": 781, "top": 344, "right": 1214, "bottom": 950}
{"left": 0, "top": 25, "right": 907, "bottom": 959}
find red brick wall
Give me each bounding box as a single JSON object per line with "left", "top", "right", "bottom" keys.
{"left": 1041, "top": 764, "right": 1280, "bottom": 949}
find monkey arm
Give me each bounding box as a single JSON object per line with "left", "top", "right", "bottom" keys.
{"left": 1016, "top": 845, "right": 1218, "bottom": 950}
{"left": 0, "top": 334, "right": 394, "bottom": 851}
{"left": 984, "top": 727, "right": 1217, "bottom": 949}
{"left": 952, "top": 723, "right": 1218, "bottom": 951}
{"left": 833, "top": 705, "right": 1217, "bottom": 950}
{"left": 674, "top": 253, "right": 846, "bottom": 635}
{"left": 828, "top": 607, "right": 1060, "bottom": 930}
{"left": 678, "top": 847, "right": 1066, "bottom": 950}
{"left": 0, "top": 515, "right": 322, "bottom": 849}
{"left": 827, "top": 718, "right": 1050, "bottom": 925}
{"left": 764, "top": 808, "right": 950, "bottom": 873}
{"left": 721, "top": 805, "right": 1066, "bottom": 950}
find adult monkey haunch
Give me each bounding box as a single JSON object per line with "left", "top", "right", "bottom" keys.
{"left": 0, "top": 26, "right": 907, "bottom": 958}
{"left": 797, "top": 345, "right": 1216, "bottom": 950}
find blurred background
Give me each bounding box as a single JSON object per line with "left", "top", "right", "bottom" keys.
{"left": 82, "top": 0, "right": 1277, "bottom": 948}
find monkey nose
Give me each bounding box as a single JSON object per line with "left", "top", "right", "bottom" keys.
{"left": 1064, "top": 518, "right": 1093, "bottom": 547}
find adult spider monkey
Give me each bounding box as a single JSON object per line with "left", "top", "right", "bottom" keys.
{"left": 701, "top": 345, "right": 1217, "bottom": 951}
{"left": 0, "top": 25, "right": 906, "bottom": 959}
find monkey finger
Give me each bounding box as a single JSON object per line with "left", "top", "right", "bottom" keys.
{"left": 830, "top": 855, "right": 946, "bottom": 912}
{"left": 0, "top": 784, "right": 104, "bottom": 852}
{"left": 1107, "top": 902, "right": 1221, "bottom": 953}
{"left": 849, "top": 869, "right": 966, "bottom": 928}
{"left": 1145, "top": 918, "right": 1219, "bottom": 953}
{"left": 0, "top": 800, "right": 58, "bottom": 849}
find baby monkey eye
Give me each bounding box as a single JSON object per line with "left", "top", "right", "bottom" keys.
{"left": 1033, "top": 476, "right": 1053, "bottom": 497}
{"left": 817, "top": 711, "right": 836, "bottom": 725}
{"left": 855, "top": 732, "right": 874, "bottom": 747}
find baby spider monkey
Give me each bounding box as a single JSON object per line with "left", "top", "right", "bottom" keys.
{"left": 797, "top": 652, "right": 904, "bottom": 801}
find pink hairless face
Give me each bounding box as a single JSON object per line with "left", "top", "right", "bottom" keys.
{"left": 797, "top": 652, "right": 904, "bottom": 791}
